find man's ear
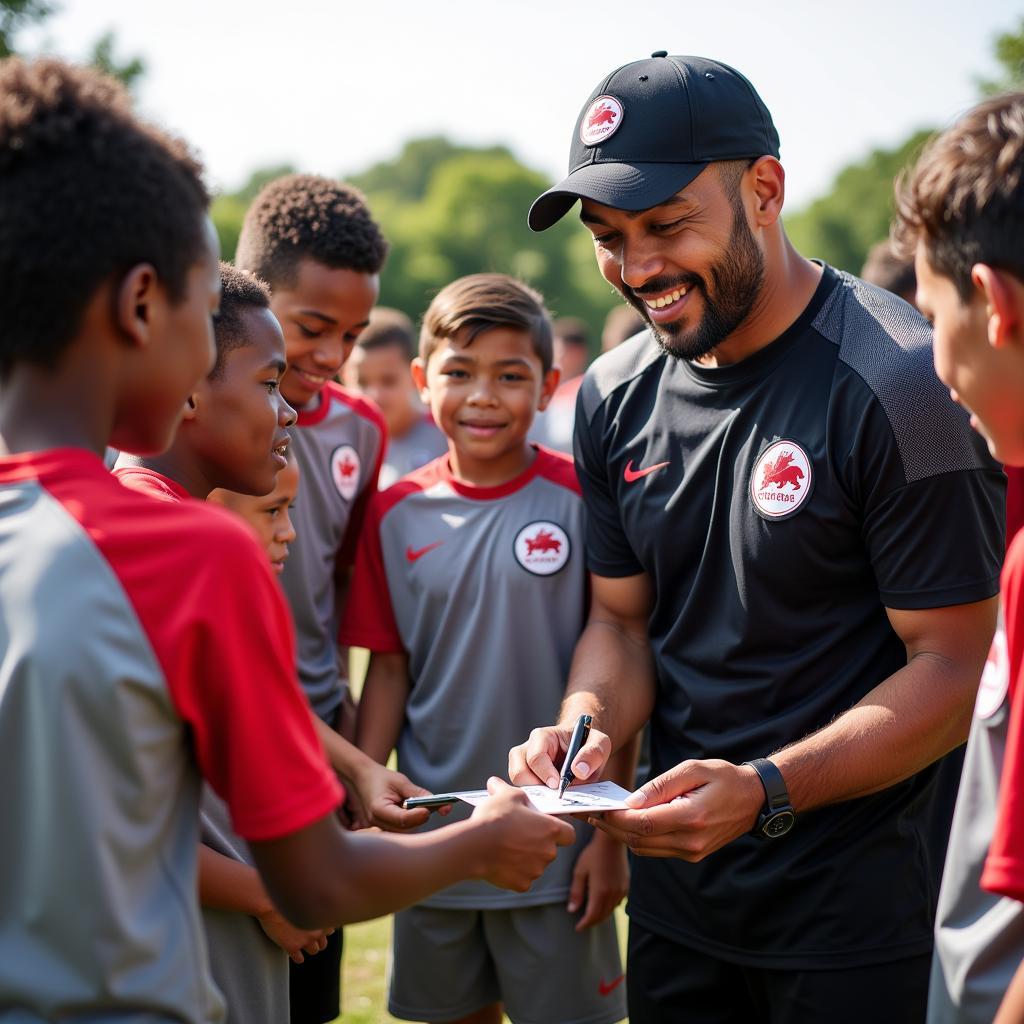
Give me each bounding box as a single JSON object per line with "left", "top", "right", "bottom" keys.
{"left": 972, "top": 264, "right": 1023, "bottom": 350}
{"left": 536, "top": 366, "right": 561, "bottom": 413}
{"left": 410, "top": 357, "right": 429, "bottom": 402}
{"left": 115, "top": 263, "right": 160, "bottom": 349}
{"left": 748, "top": 156, "right": 785, "bottom": 227}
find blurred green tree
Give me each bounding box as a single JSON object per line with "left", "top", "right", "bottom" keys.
{"left": 0, "top": 0, "right": 52, "bottom": 58}
{"left": 88, "top": 30, "right": 144, "bottom": 91}
{"left": 785, "top": 16, "right": 1024, "bottom": 273}
{"left": 979, "top": 16, "right": 1024, "bottom": 94}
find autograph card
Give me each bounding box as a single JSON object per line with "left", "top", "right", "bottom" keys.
{"left": 459, "top": 781, "right": 633, "bottom": 815}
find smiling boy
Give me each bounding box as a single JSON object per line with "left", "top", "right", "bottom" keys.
{"left": 343, "top": 274, "right": 629, "bottom": 1024}
{"left": 894, "top": 92, "right": 1024, "bottom": 1024}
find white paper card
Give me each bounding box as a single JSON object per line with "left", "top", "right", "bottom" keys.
{"left": 457, "top": 781, "right": 633, "bottom": 815}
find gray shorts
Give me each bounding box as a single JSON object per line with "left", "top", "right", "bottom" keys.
{"left": 388, "top": 902, "right": 626, "bottom": 1024}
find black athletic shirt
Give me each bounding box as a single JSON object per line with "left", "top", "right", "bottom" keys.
{"left": 575, "top": 266, "right": 1006, "bottom": 968}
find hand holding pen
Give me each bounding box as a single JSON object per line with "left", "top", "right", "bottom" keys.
{"left": 558, "top": 714, "right": 593, "bottom": 798}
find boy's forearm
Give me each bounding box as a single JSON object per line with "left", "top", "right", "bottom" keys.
{"left": 198, "top": 843, "right": 273, "bottom": 918}
{"left": 252, "top": 813, "right": 497, "bottom": 927}
{"left": 355, "top": 651, "right": 410, "bottom": 765}
{"left": 313, "top": 715, "right": 373, "bottom": 782}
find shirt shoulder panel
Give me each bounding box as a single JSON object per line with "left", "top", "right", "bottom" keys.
{"left": 578, "top": 329, "right": 665, "bottom": 423}
{"left": 533, "top": 446, "right": 582, "bottom": 496}
{"left": 813, "top": 271, "right": 987, "bottom": 484}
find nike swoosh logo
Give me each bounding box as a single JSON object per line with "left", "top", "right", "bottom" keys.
{"left": 406, "top": 541, "right": 443, "bottom": 563}
{"left": 599, "top": 974, "right": 626, "bottom": 996}
{"left": 623, "top": 459, "right": 669, "bottom": 483}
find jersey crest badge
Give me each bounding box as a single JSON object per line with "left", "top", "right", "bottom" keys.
{"left": 750, "top": 440, "right": 813, "bottom": 521}
{"left": 514, "top": 521, "right": 570, "bottom": 576}
{"left": 580, "top": 95, "right": 624, "bottom": 146}
{"left": 976, "top": 617, "right": 1009, "bottom": 720}
{"left": 330, "top": 444, "right": 361, "bottom": 501}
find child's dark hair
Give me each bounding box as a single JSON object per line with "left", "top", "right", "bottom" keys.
{"left": 210, "top": 263, "right": 272, "bottom": 379}
{"left": 894, "top": 93, "right": 1024, "bottom": 300}
{"left": 860, "top": 240, "right": 916, "bottom": 299}
{"left": 0, "top": 58, "right": 210, "bottom": 378}
{"left": 355, "top": 307, "right": 416, "bottom": 361}
{"left": 420, "top": 274, "right": 553, "bottom": 372}
{"left": 235, "top": 174, "right": 388, "bottom": 288}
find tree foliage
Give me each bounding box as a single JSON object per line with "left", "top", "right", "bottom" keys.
{"left": 214, "top": 142, "right": 621, "bottom": 337}
{"left": 88, "top": 30, "right": 145, "bottom": 92}
{"left": 979, "top": 16, "right": 1024, "bottom": 94}
{"left": 0, "top": 0, "right": 51, "bottom": 58}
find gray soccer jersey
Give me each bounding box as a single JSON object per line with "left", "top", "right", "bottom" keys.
{"left": 341, "top": 448, "right": 591, "bottom": 908}
{"left": 0, "top": 451, "right": 341, "bottom": 1021}
{"left": 929, "top": 605, "right": 1024, "bottom": 1021}
{"left": 379, "top": 413, "right": 447, "bottom": 490}
{"left": 281, "top": 382, "right": 386, "bottom": 721}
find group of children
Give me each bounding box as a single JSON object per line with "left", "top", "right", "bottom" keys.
{"left": 1, "top": 47, "right": 1024, "bottom": 1024}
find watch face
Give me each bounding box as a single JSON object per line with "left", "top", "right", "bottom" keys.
{"left": 762, "top": 810, "right": 795, "bottom": 838}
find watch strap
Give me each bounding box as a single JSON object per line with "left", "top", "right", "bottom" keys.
{"left": 743, "top": 757, "right": 790, "bottom": 812}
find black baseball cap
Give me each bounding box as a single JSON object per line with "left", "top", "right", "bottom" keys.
{"left": 528, "top": 53, "right": 780, "bottom": 232}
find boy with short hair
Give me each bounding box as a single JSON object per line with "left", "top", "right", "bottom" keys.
{"left": 894, "top": 91, "right": 1024, "bottom": 1024}
{"left": 236, "top": 172, "right": 428, "bottom": 1024}
{"left": 343, "top": 306, "right": 447, "bottom": 489}
{"left": 0, "top": 58, "right": 575, "bottom": 1021}
{"left": 343, "top": 273, "right": 628, "bottom": 1024}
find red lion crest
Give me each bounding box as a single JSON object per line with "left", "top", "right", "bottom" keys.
{"left": 587, "top": 102, "right": 617, "bottom": 129}
{"left": 760, "top": 450, "right": 804, "bottom": 490}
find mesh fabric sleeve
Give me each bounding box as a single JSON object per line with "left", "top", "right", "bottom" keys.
{"left": 846, "top": 386, "right": 1004, "bottom": 609}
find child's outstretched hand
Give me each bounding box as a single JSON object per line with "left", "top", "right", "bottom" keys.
{"left": 566, "top": 827, "right": 629, "bottom": 931}
{"left": 469, "top": 778, "right": 576, "bottom": 892}
{"left": 257, "top": 907, "right": 333, "bottom": 964}
{"left": 347, "top": 759, "right": 446, "bottom": 832}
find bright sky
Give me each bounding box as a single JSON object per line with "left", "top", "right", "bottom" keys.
{"left": 22, "top": 0, "right": 1019, "bottom": 211}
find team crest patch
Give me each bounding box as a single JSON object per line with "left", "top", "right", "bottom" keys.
{"left": 514, "top": 521, "right": 570, "bottom": 576}
{"left": 330, "top": 444, "right": 360, "bottom": 501}
{"left": 976, "top": 623, "right": 1009, "bottom": 720}
{"left": 580, "top": 95, "right": 624, "bottom": 146}
{"left": 750, "top": 440, "right": 813, "bottom": 520}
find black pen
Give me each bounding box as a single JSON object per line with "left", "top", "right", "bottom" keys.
{"left": 558, "top": 714, "right": 593, "bottom": 799}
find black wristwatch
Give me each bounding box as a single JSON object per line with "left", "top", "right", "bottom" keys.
{"left": 743, "top": 758, "right": 795, "bottom": 839}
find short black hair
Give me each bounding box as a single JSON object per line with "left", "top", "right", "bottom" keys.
{"left": 0, "top": 58, "right": 210, "bottom": 377}
{"left": 210, "top": 262, "right": 272, "bottom": 379}
{"left": 235, "top": 173, "right": 388, "bottom": 289}
{"left": 355, "top": 307, "right": 415, "bottom": 361}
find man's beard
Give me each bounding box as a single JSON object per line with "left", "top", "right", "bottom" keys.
{"left": 626, "top": 206, "right": 766, "bottom": 361}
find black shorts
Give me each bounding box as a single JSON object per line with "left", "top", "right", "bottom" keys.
{"left": 627, "top": 921, "right": 930, "bottom": 1024}
{"left": 288, "top": 927, "right": 343, "bottom": 1024}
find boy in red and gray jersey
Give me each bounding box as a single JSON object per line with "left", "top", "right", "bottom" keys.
{"left": 0, "top": 61, "right": 574, "bottom": 1023}
{"left": 343, "top": 274, "right": 629, "bottom": 1024}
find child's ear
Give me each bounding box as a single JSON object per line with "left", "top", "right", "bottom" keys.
{"left": 410, "top": 357, "right": 429, "bottom": 402}
{"left": 536, "top": 366, "right": 561, "bottom": 413}
{"left": 973, "top": 264, "right": 1022, "bottom": 350}
{"left": 115, "top": 263, "right": 160, "bottom": 349}
{"left": 180, "top": 392, "right": 200, "bottom": 422}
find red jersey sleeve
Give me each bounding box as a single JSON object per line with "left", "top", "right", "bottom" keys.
{"left": 161, "top": 513, "right": 343, "bottom": 841}
{"left": 338, "top": 488, "right": 405, "bottom": 654}
{"left": 982, "top": 532, "right": 1024, "bottom": 901}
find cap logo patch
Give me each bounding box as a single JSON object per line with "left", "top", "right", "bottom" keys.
{"left": 976, "top": 621, "right": 1008, "bottom": 720}
{"left": 514, "top": 521, "right": 570, "bottom": 576}
{"left": 330, "top": 444, "right": 360, "bottom": 501}
{"left": 750, "top": 440, "right": 812, "bottom": 520}
{"left": 580, "top": 95, "right": 624, "bottom": 146}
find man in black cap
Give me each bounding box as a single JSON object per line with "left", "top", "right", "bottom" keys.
{"left": 510, "top": 53, "right": 1006, "bottom": 1021}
